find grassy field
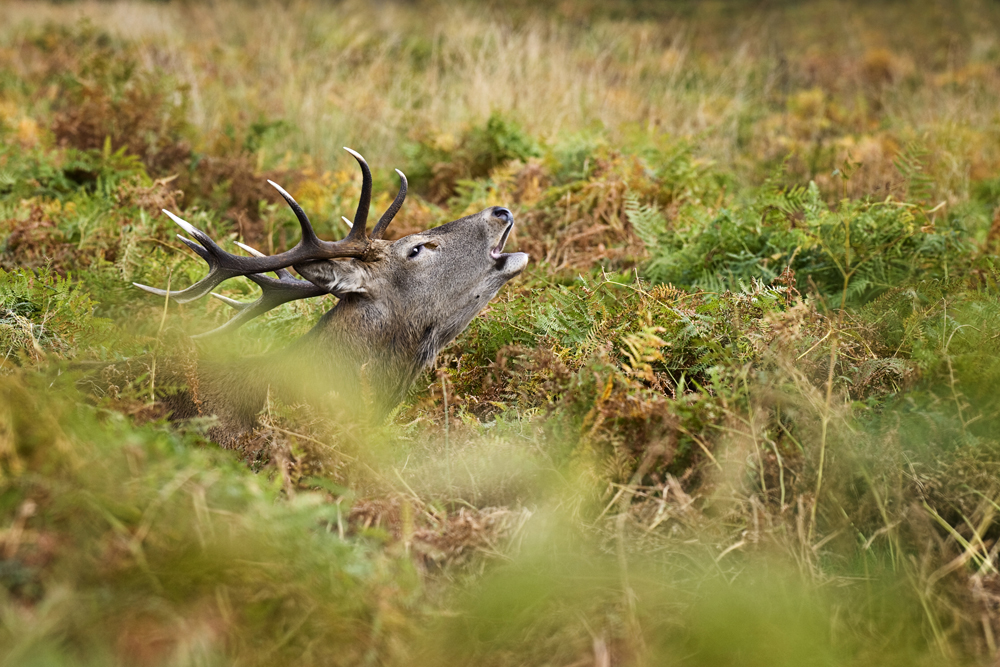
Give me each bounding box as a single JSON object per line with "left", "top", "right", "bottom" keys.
{"left": 3, "top": 0, "right": 1000, "bottom": 664}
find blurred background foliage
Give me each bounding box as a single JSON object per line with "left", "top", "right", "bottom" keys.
{"left": 3, "top": 0, "right": 1000, "bottom": 664}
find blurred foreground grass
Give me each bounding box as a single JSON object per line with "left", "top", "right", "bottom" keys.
{"left": 3, "top": 1, "right": 1000, "bottom": 664}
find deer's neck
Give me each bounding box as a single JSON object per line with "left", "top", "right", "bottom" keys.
{"left": 290, "top": 296, "right": 445, "bottom": 415}
{"left": 189, "top": 296, "right": 457, "bottom": 440}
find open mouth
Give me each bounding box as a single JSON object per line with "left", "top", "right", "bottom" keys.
{"left": 490, "top": 221, "right": 514, "bottom": 260}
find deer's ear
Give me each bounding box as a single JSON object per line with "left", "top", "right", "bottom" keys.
{"left": 295, "top": 259, "right": 370, "bottom": 297}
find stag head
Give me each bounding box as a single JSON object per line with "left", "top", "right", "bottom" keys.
{"left": 136, "top": 148, "right": 527, "bottom": 425}
{"left": 296, "top": 205, "right": 527, "bottom": 349}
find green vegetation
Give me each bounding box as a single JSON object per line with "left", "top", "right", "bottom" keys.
{"left": 3, "top": 1, "right": 1000, "bottom": 664}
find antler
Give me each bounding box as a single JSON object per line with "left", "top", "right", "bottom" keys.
{"left": 134, "top": 148, "right": 408, "bottom": 335}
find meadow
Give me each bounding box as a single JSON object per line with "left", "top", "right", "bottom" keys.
{"left": 2, "top": 0, "right": 1000, "bottom": 664}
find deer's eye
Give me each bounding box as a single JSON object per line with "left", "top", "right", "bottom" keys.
{"left": 408, "top": 242, "right": 438, "bottom": 259}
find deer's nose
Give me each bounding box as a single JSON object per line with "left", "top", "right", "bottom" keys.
{"left": 493, "top": 207, "right": 513, "bottom": 225}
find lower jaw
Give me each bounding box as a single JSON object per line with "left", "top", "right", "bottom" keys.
{"left": 499, "top": 252, "right": 529, "bottom": 276}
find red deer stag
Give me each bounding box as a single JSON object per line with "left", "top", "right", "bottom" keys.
{"left": 135, "top": 148, "right": 527, "bottom": 441}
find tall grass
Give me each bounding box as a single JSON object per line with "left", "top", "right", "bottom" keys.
{"left": 5, "top": 0, "right": 1000, "bottom": 190}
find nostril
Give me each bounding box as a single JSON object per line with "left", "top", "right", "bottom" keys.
{"left": 493, "top": 207, "right": 513, "bottom": 224}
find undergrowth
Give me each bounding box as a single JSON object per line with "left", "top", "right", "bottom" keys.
{"left": 2, "top": 2, "right": 1000, "bottom": 665}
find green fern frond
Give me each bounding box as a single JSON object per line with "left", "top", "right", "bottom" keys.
{"left": 624, "top": 191, "right": 666, "bottom": 252}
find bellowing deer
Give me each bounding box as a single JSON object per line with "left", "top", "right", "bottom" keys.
{"left": 136, "top": 149, "right": 527, "bottom": 440}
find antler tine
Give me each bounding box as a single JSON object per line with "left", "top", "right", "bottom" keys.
{"left": 371, "top": 169, "right": 407, "bottom": 240}
{"left": 267, "top": 180, "right": 321, "bottom": 246}
{"left": 343, "top": 147, "right": 371, "bottom": 241}
{"left": 177, "top": 235, "right": 210, "bottom": 261}
{"left": 234, "top": 240, "right": 264, "bottom": 256}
